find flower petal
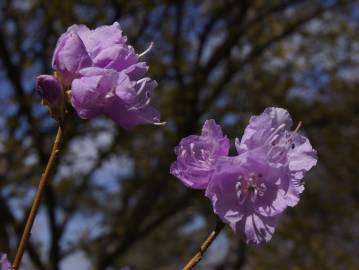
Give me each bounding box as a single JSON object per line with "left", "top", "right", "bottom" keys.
{"left": 71, "top": 68, "right": 118, "bottom": 118}
{"left": 0, "top": 253, "right": 10, "bottom": 270}
{"left": 52, "top": 32, "right": 92, "bottom": 84}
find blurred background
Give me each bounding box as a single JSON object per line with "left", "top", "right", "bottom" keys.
{"left": 0, "top": 0, "right": 358, "bottom": 269}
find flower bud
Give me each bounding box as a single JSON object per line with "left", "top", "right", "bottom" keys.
{"left": 36, "top": 75, "right": 64, "bottom": 119}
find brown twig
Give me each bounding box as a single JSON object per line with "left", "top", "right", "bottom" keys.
{"left": 182, "top": 221, "right": 225, "bottom": 270}
{"left": 12, "top": 125, "right": 64, "bottom": 270}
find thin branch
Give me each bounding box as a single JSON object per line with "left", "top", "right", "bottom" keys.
{"left": 182, "top": 221, "right": 225, "bottom": 270}
{"left": 12, "top": 125, "right": 64, "bottom": 270}
{"left": 45, "top": 187, "right": 60, "bottom": 270}
{"left": 0, "top": 197, "right": 47, "bottom": 270}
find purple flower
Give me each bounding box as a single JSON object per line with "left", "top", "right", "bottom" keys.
{"left": 36, "top": 75, "right": 64, "bottom": 108}
{"left": 0, "top": 253, "right": 10, "bottom": 270}
{"left": 170, "top": 120, "right": 230, "bottom": 189}
{"left": 39, "top": 22, "right": 161, "bottom": 128}
{"left": 235, "top": 107, "right": 317, "bottom": 206}
{"left": 169, "top": 108, "right": 317, "bottom": 244}
{"left": 206, "top": 148, "right": 289, "bottom": 245}
{"left": 71, "top": 67, "right": 159, "bottom": 129}
{"left": 52, "top": 26, "right": 92, "bottom": 85}
{"left": 171, "top": 108, "right": 317, "bottom": 245}
{"left": 203, "top": 108, "right": 317, "bottom": 244}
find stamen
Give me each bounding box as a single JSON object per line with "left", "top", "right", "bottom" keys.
{"left": 293, "top": 121, "right": 302, "bottom": 133}
{"left": 105, "top": 90, "right": 115, "bottom": 99}
{"left": 251, "top": 188, "right": 258, "bottom": 202}
{"left": 265, "top": 123, "right": 286, "bottom": 144}
{"left": 135, "top": 78, "right": 149, "bottom": 96}
{"left": 258, "top": 183, "right": 267, "bottom": 196}
{"left": 128, "top": 80, "right": 151, "bottom": 110}
{"left": 235, "top": 180, "right": 242, "bottom": 190}
{"left": 128, "top": 97, "right": 151, "bottom": 111}
{"left": 139, "top": 42, "right": 154, "bottom": 57}
{"left": 236, "top": 174, "right": 267, "bottom": 204}
{"left": 153, "top": 121, "right": 167, "bottom": 126}
{"left": 236, "top": 177, "right": 247, "bottom": 205}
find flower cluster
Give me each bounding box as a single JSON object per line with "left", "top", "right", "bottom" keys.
{"left": 0, "top": 253, "right": 10, "bottom": 270}
{"left": 31, "top": 21, "right": 318, "bottom": 260}
{"left": 36, "top": 23, "right": 161, "bottom": 129}
{"left": 171, "top": 107, "right": 317, "bottom": 245}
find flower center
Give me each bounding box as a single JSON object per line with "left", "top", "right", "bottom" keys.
{"left": 235, "top": 174, "right": 267, "bottom": 204}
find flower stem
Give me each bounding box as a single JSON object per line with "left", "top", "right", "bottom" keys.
{"left": 12, "top": 126, "right": 63, "bottom": 270}
{"left": 182, "top": 220, "right": 225, "bottom": 270}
